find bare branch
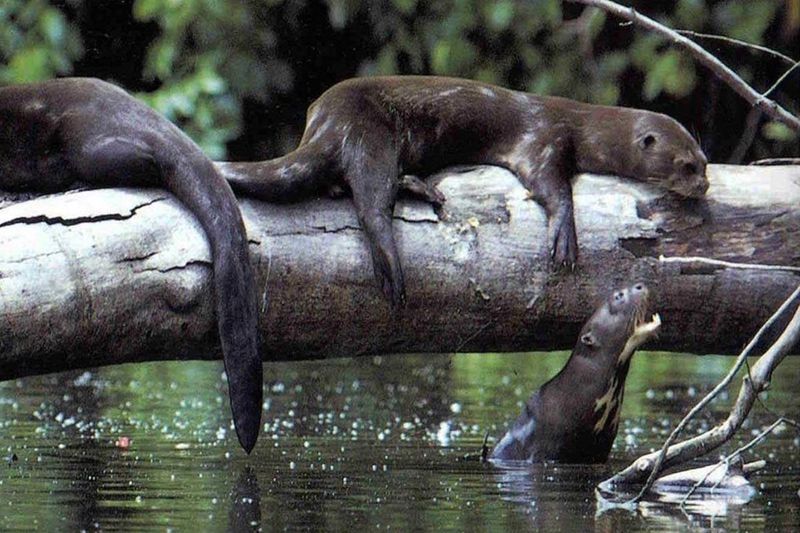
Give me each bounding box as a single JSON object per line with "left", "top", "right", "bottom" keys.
{"left": 659, "top": 255, "right": 800, "bottom": 273}
{"left": 764, "top": 60, "right": 800, "bottom": 99}
{"left": 566, "top": 0, "right": 800, "bottom": 131}
{"left": 680, "top": 418, "right": 790, "bottom": 505}
{"left": 750, "top": 158, "right": 800, "bottom": 165}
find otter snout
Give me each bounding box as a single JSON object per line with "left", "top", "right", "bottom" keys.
{"left": 670, "top": 152, "right": 708, "bottom": 199}
{"left": 609, "top": 282, "right": 649, "bottom": 318}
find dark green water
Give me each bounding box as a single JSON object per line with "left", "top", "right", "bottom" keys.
{"left": 0, "top": 353, "right": 798, "bottom": 531}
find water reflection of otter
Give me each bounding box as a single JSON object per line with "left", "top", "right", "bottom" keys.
{"left": 490, "top": 283, "right": 661, "bottom": 463}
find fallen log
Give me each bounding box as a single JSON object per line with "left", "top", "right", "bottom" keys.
{"left": 0, "top": 164, "right": 798, "bottom": 378}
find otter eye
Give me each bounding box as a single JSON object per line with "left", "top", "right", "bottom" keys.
{"left": 640, "top": 134, "right": 657, "bottom": 149}
{"left": 634, "top": 283, "right": 644, "bottom": 291}
{"left": 682, "top": 162, "right": 697, "bottom": 176}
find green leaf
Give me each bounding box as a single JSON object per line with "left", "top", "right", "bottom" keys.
{"left": 431, "top": 38, "right": 477, "bottom": 75}
{"left": 590, "top": 83, "right": 620, "bottom": 105}
{"left": 376, "top": 45, "right": 398, "bottom": 75}
{"left": 630, "top": 34, "right": 662, "bottom": 70}
{"left": 713, "top": 0, "right": 780, "bottom": 44}
{"left": 643, "top": 52, "right": 673, "bottom": 100}
{"left": 597, "top": 51, "right": 629, "bottom": 77}
{"left": 6, "top": 46, "right": 50, "bottom": 82}
{"left": 133, "top": 0, "right": 163, "bottom": 21}
{"left": 483, "top": 0, "right": 515, "bottom": 32}
{"left": 38, "top": 8, "right": 65, "bottom": 45}
{"left": 392, "top": 0, "right": 417, "bottom": 15}
{"left": 762, "top": 121, "right": 798, "bottom": 142}
{"left": 474, "top": 66, "right": 501, "bottom": 85}
{"left": 148, "top": 39, "right": 177, "bottom": 80}
{"left": 644, "top": 50, "right": 697, "bottom": 100}
{"left": 675, "top": 0, "right": 708, "bottom": 30}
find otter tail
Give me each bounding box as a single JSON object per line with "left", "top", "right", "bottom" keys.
{"left": 164, "top": 152, "right": 263, "bottom": 454}
{"left": 214, "top": 142, "right": 330, "bottom": 202}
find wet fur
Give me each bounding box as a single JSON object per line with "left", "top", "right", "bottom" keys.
{"left": 216, "top": 76, "right": 708, "bottom": 306}
{"left": 0, "top": 78, "right": 262, "bottom": 453}
{"left": 490, "top": 283, "right": 657, "bottom": 463}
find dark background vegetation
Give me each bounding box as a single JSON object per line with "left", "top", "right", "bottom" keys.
{"left": 1, "top": 0, "right": 798, "bottom": 162}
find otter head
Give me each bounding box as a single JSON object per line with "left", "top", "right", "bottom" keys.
{"left": 629, "top": 112, "right": 708, "bottom": 199}
{"left": 577, "top": 282, "right": 659, "bottom": 363}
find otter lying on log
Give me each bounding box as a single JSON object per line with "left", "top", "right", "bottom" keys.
{"left": 217, "top": 76, "right": 708, "bottom": 306}
{"left": 0, "top": 78, "right": 262, "bottom": 453}
{"left": 490, "top": 282, "right": 661, "bottom": 463}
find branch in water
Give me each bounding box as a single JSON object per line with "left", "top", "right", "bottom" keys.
{"left": 678, "top": 418, "right": 796, "bottom": 506}
{"left": 598, "top": 283, "right": 800, "bottom": 501}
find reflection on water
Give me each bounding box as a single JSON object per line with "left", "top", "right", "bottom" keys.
{"left": 0, "top": 353, "right": 798, "bottom": 531}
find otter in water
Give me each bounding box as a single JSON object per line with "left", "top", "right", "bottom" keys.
{"left": 0, "top": 78, "right": 262, "bottom": 453}
{"left": 216, "top": 76, "right": 708, "bottom": 307}
{"left": 490, "top": 282, "right": 661, "bottom": 463}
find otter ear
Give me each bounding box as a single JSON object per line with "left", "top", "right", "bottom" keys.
{"left": 639, "top": 133, "right": 657, "bottom": 150}
{"left": 580, "top": 330, "right": 597, "bottom": 347}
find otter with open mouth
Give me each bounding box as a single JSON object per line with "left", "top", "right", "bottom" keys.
{"left": 490, "top": 282, "right": 661, "bottom": 463}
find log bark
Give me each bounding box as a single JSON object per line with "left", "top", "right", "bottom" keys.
{"left": 0, "top": 164, "right": 798, "bottom": 379}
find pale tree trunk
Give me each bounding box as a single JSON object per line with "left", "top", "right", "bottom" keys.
{"left": 0, "top": 164, "right": 798, "bottom": 379}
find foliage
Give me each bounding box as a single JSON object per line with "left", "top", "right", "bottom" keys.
{"left": 0, "top": 0, "right": 795, "bottom": 159}
{"left": 0, "top": 0, "right": 83, "bottom": 84}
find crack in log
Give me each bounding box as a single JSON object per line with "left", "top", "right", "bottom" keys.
{"left": 394, "top": 214, "right": 440, "bottom": 225}
{"left": 309, "top": 223, "right": 362, "bottom": 234}
{"left": 137, "top": 259, "right": 212, "bottom": 274}
{"left": 117, "top": 251, "right": 160, "bottom": 264}
{"left": 1, "top": 250, "right": 62, "bottom": 265}
{"left": 0, "top": 197, "right": 165, "bottom": 229}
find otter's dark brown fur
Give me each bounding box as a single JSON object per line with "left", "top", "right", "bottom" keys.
{"left": 0, "top": 78, "right": 262, "bottom": 453}
{"left": 490, "top": 283, "right": 660, "bottom": 463}
{"left": 217, "top": 76, "right": 708, "bottom": 306}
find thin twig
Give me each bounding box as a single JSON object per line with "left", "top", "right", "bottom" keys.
{"left": 659, "top": 255, "right": 800, "bottom": 273}
{"left": 750, "top": 158, "right": 800, "bottom": 166}
{"left": 675, "top": 30, "right": 796, "bottom": 66}
{"left": 567, "top": 0, "right": 800, "bottom": 131}
{"left": 763, "top": 61, "right": 800, "bottom": 98}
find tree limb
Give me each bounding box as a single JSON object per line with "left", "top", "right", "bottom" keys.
{"left": 566, "top": 0, "right": 800, "bottom": 131}
{"left": 0, "top": 164, "right": 798, "bottom": 379}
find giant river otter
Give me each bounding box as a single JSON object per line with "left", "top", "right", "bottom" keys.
{"left": 216, "top": 76, "right": 708, "bottom": 306}
{"left": 0, "top": 78, "right": 262, "bottom": 453}
{"left": 490, "top": 282, "right": 661, "bottom": 463}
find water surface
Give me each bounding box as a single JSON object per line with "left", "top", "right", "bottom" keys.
{"left": 1, "top": 353, "right": 798, "bottom": 531}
